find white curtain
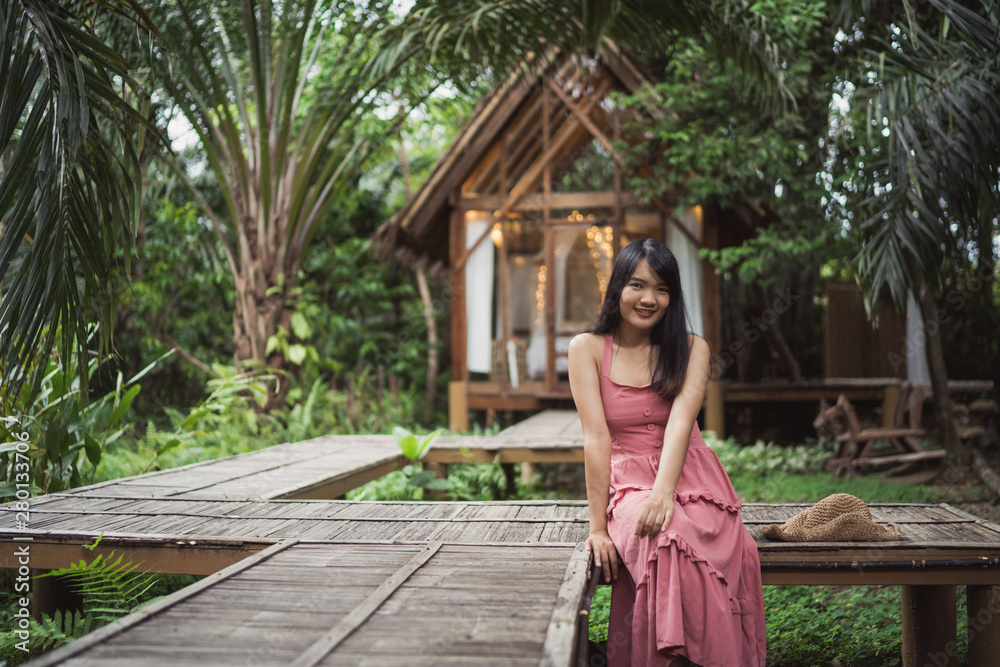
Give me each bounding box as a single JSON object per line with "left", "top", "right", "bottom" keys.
{"left": 906, "top": 290, "right": 930, "bottom": 383}
{"left": 465, "top": 214, "right": 494, "bottom": 374}
{"left": 667, "top": 209, "right": 704, "bottom": 337}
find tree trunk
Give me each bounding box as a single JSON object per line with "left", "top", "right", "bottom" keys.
{"left": 416, "top": 267, "right": 438, "bottom": 411}
{"left": 908, "top": 254, "right": 969, "bottom": 466}
{"left": 398, "top": 129, "right": 439, "bottom": 413}
{"left": 233, "top": 263, "right": 295, "bottom": 409}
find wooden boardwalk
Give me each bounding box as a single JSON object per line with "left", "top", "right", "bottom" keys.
{"left": 4, "top": 409, "right": 1000, "bottom": 665}
{"left": 64, "top": 435, "right": 405, "bottom": 500}
{"left": 27, "top": 540, "right": 593, "bottom": 667}
{"left": 3, "top": 497, "right": 590, "bottom": 574}
{"left": 59, "top": 411, "right": 586, "bottom": 500}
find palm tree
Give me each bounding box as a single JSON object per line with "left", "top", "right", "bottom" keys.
{"left": 143, "top": 0, "right": 438, "bottom": 401}
{"left": 0, "top": 0, "right": 155, "bottom": 402}
{"left": 846, "top": 0, "right": 1000, "bottom": 465}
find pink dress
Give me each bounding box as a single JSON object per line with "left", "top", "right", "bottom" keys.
{"left": 600, "top": 334, "right": 767, "bottom": 666}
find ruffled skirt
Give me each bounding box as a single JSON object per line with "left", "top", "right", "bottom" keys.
{"left": 605, "top": 447, "right": 766, "bottom": 667}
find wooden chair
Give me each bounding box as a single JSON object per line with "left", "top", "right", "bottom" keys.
{"left": 813, "top": 382, "right": 943, "bottom": 476}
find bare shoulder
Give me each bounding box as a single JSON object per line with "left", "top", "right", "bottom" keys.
{"left": 686, "top": 335, "right": 711, "bottom": 375}
{"left": 687, "top": 334, "right": 709, "bottom": 357}
{"left": 568, "top": 331, "right": 603, "bottom": 361}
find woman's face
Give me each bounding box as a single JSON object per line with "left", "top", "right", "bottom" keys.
{"left": 619, "top": 258, "right": 670, "bottom": 332}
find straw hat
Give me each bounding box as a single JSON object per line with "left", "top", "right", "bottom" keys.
{"left": 762, "top": 493, "right": 902, "bottom": 542}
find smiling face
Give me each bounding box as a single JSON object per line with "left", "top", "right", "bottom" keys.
{"left": 619, "top": 258, "right": 670, "bottom": 333}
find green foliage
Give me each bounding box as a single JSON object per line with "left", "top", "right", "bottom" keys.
{"left": 390, "top": 426, "right": 449, "bottom": 492}
{"left": 0, "top": 609, "right": 95, "bottom": 664}
{"left": 112, "top": 197, "right": 235, "bottom": 415}
{"left": 36, "top": 552, "right": 158, "bottom": 624}
{"left": 393, "top": 427, "right": 440, "bottom": 461}
{"left": 0, "top": 342, "right": 167, "bottom": 497}
{"left": 705, "top": 432, "right": 831, "bottom": 477}
{"left": 0, "top": 0, "right": 156, "bottom": 401}
{"left": 588, "top": 586, "right": 610, "bottom": 643}
{"left": 0, "top": 541, "right": 164, "bottom": 663}
{"left": 765, "top": 585, "right": 908, "bottom": 666}
{"left": 348, "top": 461, "right": 552, "bottom": 502}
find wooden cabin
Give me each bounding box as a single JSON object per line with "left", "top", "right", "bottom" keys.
{"left": 376, "top": 44, "right": 790, "bottom": 433}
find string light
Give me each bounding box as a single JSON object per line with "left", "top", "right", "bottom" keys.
{"left": 585, "top": 225, "right": 614, "bottom": 298}
{"left": 534, "top": 265, "right": 547, "bottom": 326}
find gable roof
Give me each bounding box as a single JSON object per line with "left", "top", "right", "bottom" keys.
{"left": 374, "top": 40, "right": 658, "bottom": 270}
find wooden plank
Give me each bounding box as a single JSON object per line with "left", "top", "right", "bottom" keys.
{"left": 540, "top": 543, "right": 591, "bottom": 667}
{"left": 291, "top": 542, "right": 444, "bottom": 666}
{"left": 27, "top": 539, "right": 301, "bottom": 667}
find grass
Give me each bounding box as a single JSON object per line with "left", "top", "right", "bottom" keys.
{"left": 586, "top": 435, "right": 984, "bottom": 666}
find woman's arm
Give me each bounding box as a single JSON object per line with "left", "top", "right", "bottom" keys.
{"left": 567, "top": 333, "right": 618, "bottom": 583}
{"left": 632, "top": 335, "right": 711, "bottom": 538}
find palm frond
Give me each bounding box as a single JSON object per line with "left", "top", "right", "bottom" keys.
{"left": 852, "top": 0, "right": 1000, "bottom": 308}
{"left": 0, "top": 0, "right": 158, "bottom": 404}
{"left": 372, "top": 0, "right": 790, "bottom": 111}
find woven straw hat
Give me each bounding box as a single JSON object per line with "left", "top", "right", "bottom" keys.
{"left": 762, "top": 493, "right": 902, "bottom": 542}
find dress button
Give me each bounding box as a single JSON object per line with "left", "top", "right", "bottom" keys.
{"left": 643, "top": 408, "right": 652, "bottom": 417}
{"left": 646, "top": 423, "right": 655, "bottom": 431}
{"left": 653, "top": 440, "right": 662, "bottom": 448}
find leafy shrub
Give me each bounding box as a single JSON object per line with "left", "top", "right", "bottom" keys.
{"left": 704, "top": 432, "right": 833, "bottom": 477}
{"left": 1, "top": 342, "right": 168, "bottom": 498}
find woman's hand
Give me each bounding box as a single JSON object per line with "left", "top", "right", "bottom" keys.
{"left": 633, "top": 491, "right": 675, "bottom": 539}
{"left": 586, "top": 530, "right": 619, "bottom": 584}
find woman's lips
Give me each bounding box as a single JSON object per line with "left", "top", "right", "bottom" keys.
{"left": 635, "top": 308, "right": 655, "bottom": 318}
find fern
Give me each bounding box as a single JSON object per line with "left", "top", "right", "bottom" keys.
{"left": 0, "top": 550, "right": 159, "bottom": 663}
{"left": 0, "top": 610, "right": 94, "bottom": 664}
{"left": 39, "top": 552, "right": 158, "bottom": 624}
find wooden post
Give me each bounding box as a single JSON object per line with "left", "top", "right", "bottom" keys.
{"left": 968, "top": 585, "right": 1000, "bottom": 666}
{"left": 449, "top": 381, "right": 469, "bottom": 433}
{"left": 901, "top": 584, "right": 957, "bottom": 667}
{"left": 883, "top": 383, "right": 901, "bottom": 429}
{"left": 705, "top": 380, "right": 725, "bottom": 439}
{"left": 701, "top": 206, "right": 723, "bottom": 438}
{"left": 32, "top": 572, "right": 83, "bottom": 622}
{"left": 521, "top": 461, "right": 537, "bottom": 485}
{"left": 449, "top": 200, "right": 467, "bottom": 382}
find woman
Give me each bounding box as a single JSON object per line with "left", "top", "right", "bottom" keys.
{"left": 567, "top": 239, "right": 766, "bottom": 666}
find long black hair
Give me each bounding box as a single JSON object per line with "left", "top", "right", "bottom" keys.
{"left": 589, "top": 238, "right": 691, "bottom": 398}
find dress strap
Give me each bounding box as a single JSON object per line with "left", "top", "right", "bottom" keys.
{"left": 601, "top": 333, "right": 613, "bottom": 377}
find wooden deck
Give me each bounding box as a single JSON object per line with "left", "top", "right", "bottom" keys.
{"left": 59, "top": 412, "right": 586, "bottom": 500}
{"left": 3, "top": 409, "right": 1000, "bottom": 665}
{"left": 1, "top": 497, "right": 590, "bottom": 574}
{"left": 27, "top": 540, "right": 593, "bottom": 667}
{"left": 63, "top": 435, "right": 406, "bottom": 500}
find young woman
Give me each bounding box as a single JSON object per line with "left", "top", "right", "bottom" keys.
{"left": 567, "top": 239, "right": 766, "bottom": 666}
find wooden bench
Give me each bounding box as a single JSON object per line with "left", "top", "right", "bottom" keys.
{"left": 747, "top": 502, "right": 1000, "bottom": 667}
{"left": 813, "top": 383, "right": 944, "bottom": 476}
